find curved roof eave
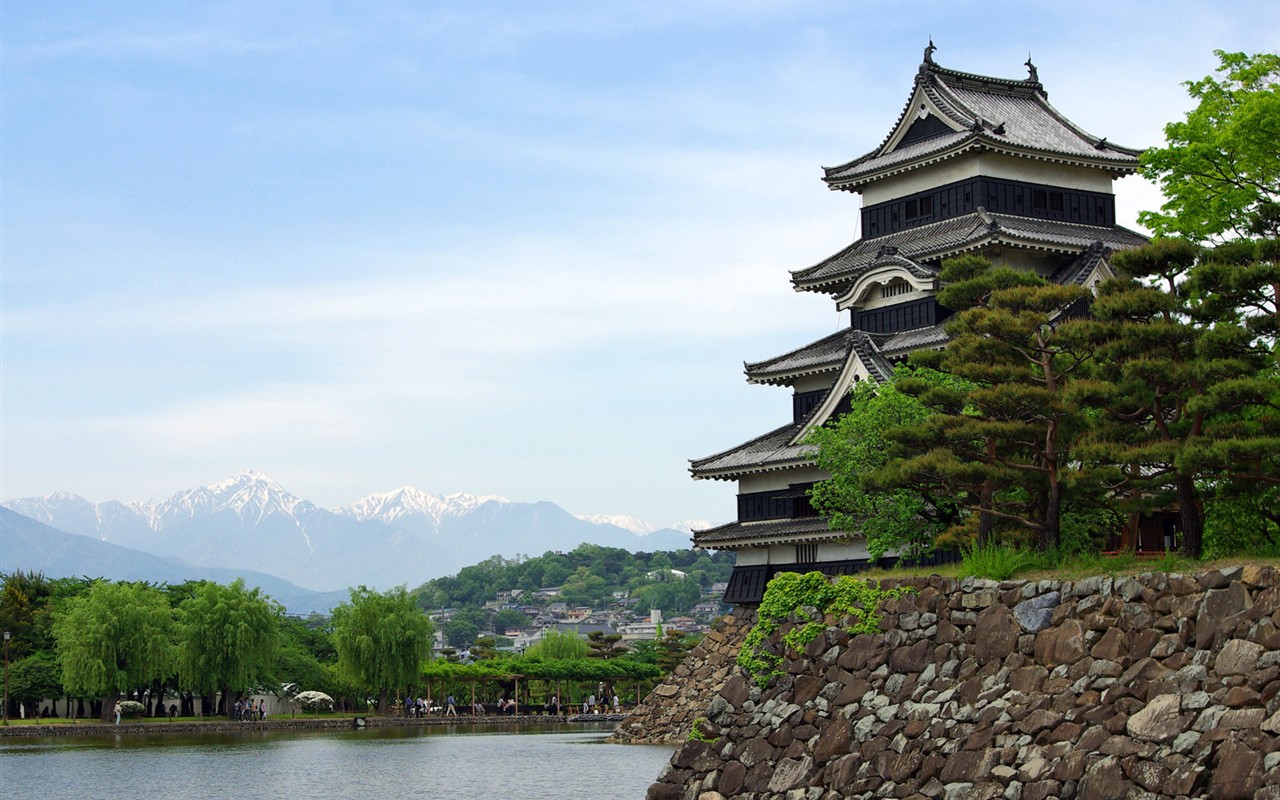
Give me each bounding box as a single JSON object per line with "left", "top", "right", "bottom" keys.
{"left": 824, "top": 139, "right": 1141, "bottom": 193}
{"left": 689, "top": 456, "right": 819, "bottom": 483}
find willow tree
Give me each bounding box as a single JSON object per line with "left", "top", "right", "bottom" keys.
{"left": 331, "top": 586, "right": 434, "bottom": 714}
{"left": 176, "top": 579, "right": 283, "bottom": 717}
{"left": 525, "top": 629, "right": 589, "bottom": 660}
{"left": 52, "top": 581, "right": 175, "bottom": 722}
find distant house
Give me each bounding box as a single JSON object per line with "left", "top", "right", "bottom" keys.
{"left": 532, "top": 588, "right": 562, "bottom": 601}
{"left": 645, "top": 568, "right": 688, "bottom": 581}
{"left": 692, "top": 600, "right": 723, "bottom": 618}
{"left": 619, "top": 610, "right": 663, "bottom": 641}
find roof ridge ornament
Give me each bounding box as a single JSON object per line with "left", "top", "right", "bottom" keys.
{"left": 924, "top": 39, "right": 937, "bottom": 66}
{"left": 1025, "top": 54, "right": 1039, "bottom": 83}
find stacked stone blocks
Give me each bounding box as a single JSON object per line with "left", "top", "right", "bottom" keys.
{"left": 645, "top": 566, "right": 1280, "bottom": 800}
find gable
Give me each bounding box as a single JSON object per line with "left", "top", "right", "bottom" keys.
{"left": 899, "top": 113, "right": 953, "bottom": 147}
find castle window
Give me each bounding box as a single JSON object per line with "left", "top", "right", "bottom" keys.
{"left": 882, "top": 280, "right": 912, "bottom": 298}
{"left": 796, "top": 543, "right": 818, "bottom": 563}
{"left": 1033, "top": 189, "right": 1048, "bottom": 210}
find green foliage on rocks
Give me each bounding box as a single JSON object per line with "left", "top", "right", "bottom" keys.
{"left": 736, "top": 572, "right": 910, "bottom": 687}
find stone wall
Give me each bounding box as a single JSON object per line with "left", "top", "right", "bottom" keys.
{"left": 646, "top": 566, "right": 1280, "bottom": 800}
{"left": 611, "top": 611, "right": 755, "bottom": 744}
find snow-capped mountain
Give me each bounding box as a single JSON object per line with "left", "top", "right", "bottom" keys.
{"left": 336, "top": 486, "right": 510, "bottom": 533}
{"left": 574, "top": 514, "right": 714, "bottom": 536}
{"left": 576, "top": 513, "right": 659, "bottom": 535}
{"left": 3, "top": 471, "right": 695, "bottom": 591}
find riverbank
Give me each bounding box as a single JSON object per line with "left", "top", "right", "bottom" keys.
{"left": 0, "top": 712, "right": 622, "bottom": 738}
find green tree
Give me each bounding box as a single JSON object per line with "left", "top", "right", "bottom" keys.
{"left": 1078, "top": 239, "right": 1278, "bottom": 558}
{"left": 9, "top": 652, "right": 63, "bottom": 716}
{"left": 655, "top": 629, "right": 694, "bottom": 674}
{"left": 442, "top": 619, "right": 480, "bottom": 650}
{"left": 586, "top": 630, "right": 626, "bottom": 660}
{"left": 880, "top": 256, "right": 1094, "bottom": 551}
{"left": 524, "top": 629, "right": 589, "bottom": 660}
{"left": 52, "top": 581, "right": 175, "bottom": 722}
{"left": 331, "top": 586, "right": 434, "bottom": 714}
{"left": 1138, "top": 51, "right": 1280, "bottom": 241}
{"left": 0, "top": 571, "right": 55, "bottom": 660}
{"left": 808, "top": 366, "right": 964, "bottom": 560}
{"left": 175, "top": 579, "right": 283, "bottom": 718}
{"left": 491, "top": 608, "right": 530, "bottom": 634}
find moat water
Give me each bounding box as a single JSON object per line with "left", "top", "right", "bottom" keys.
{"left": 0, "top": 723, "right": 675, "bottom": 800}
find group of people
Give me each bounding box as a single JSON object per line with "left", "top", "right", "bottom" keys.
{"left": 233, "top": 699, "right": 265, "bottom": 722}
{"left": 581, "top": 686, "right": 622, "bottom": 715}
{"left": 402, "top": 697, "right": 437, "bottom": 717}
{"left": 391, "top": 690, "right": 622, "bottom": 718}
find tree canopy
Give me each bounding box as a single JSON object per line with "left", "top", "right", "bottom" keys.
{"left": 175, "top": 579, "right": 283, "bottom": 714}
{"left": 331, "top": 585, "right": 434, "bottom": 714}
{"left": 51, "top": 581, "right": 175, "bottom": 721}
{"left": 1139, "top": 50, "right": 1280, "bottom": 242}
{"left": 807, "top": 365, "right": 964, "bottom": 560}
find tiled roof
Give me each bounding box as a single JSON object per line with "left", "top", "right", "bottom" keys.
{"left": 692, "top": 516, "right": 851, "bottom": 548}
{"left": 851, "top": 333, "right": 894, "bottom": 383}
{"left": 744, "top": 327, "right": 896, "bottom": 386}
{"left": 791, "top": 211, "right": 1148, "bottom": 294}
{"left": 689, "top": 421, "right": 816, "bottom": 480}
{"left": 1050, "top": 240, "right": 1112, "bottom": 286}
{"left": 823, "top": 58, "right": 1142, "bottom": 190}
{"left": 745, "top": 328, "right": 859, "bottom": 384}
{"left": 879, "top": 323, "right": 950, "bottom": 358}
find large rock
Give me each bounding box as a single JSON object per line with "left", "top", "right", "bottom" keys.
{"left": 1014, "top": 590, "right": 1060, "bottom": 632}
{"left": 975, "top": 603, "right": 1020, "bottom": 663}
{"left": 1215, "top": 638, "right": 1265, "bottom": 676}
{"left": 1126, "top": 693, "right": 1184, "bottom": 743}
{"left": 767, "top": 756, "right": 814, "bottom": 792}
{"left": 1034, "top": 618, "right": 1086, "bottom": 666}
{"left": 1209, "top": 739, "right": 1264, "bottom": 799}
{"left": 1077, "top": 755, "right": 1129, "bottom": 800}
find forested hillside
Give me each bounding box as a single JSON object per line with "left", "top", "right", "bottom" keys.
{"left": 411, "top": 543, "right": 733, "bottom": 614}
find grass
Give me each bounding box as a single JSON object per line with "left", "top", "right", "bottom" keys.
{"left": 833, "top": 545, "right": 1280, "bottom": 584}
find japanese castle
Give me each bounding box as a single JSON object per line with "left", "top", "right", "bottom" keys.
{"left": 691, "top": 45, "right": 1148, "bottom": 606}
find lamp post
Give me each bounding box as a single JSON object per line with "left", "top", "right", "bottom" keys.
{"left": 3, "top": 631, "right": 10, "bottom": 726}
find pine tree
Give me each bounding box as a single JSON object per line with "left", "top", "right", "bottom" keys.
{"left": 882, "top": 256, "right": 1094, "bottom": 551}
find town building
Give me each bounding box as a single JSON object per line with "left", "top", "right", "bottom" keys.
{"left": 691, "top": 45, "right": 1148, "bottom": 605}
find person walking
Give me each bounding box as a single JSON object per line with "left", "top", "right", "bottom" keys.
{"left": 446, "top": 694, "right": 457, "bottom": 717}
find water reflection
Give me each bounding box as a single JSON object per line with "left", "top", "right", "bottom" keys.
{"left": 1, "top": 724, "right": 675, "bottom": 800}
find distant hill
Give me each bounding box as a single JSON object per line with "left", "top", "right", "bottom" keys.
{"left": 0, "top": 507, "right": 348, "bottom": 615}
{"left": 3, "top": 470, "right": 699, "bottom": 591}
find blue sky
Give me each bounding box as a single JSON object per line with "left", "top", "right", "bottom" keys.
{"left": 3, "top": 2, "right": 1278, "bottom": 528}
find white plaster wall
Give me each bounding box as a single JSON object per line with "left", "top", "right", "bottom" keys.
{"left": 791, "top": 374, "right": 836, "bottom": 394}
{"left": 737, "top": 466, "right": 829, "bottom": 495}
{"left": 861, "top": 152, "right": 1114, "bottom": 205}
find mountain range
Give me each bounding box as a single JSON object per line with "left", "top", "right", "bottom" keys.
{"left": 0, "top": 508, "right": 349, "bottom": 614}
{"left": 2, "top": 470, "right": 700, "bottom": 593}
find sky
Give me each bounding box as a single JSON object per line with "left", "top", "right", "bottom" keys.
{"left": 3, "top": 2, "right": 1278, "bottom": 529}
